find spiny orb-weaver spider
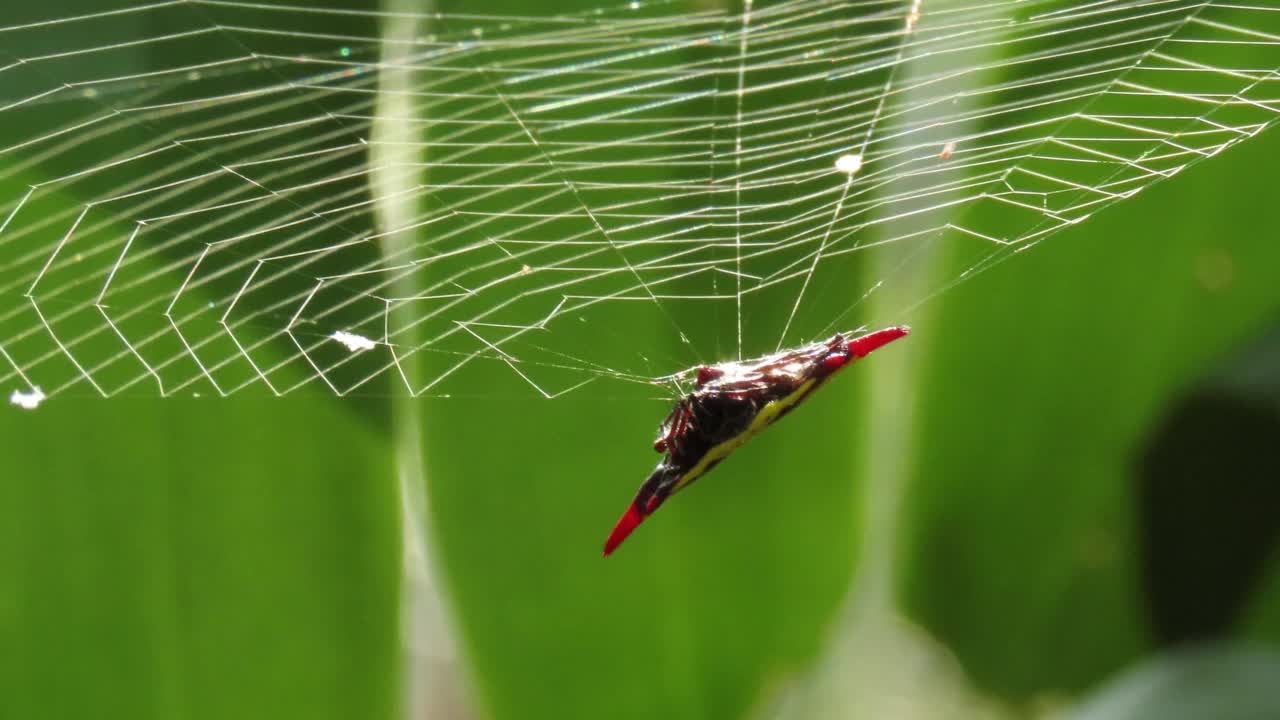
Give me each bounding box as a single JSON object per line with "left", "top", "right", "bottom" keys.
{"left": 603, "top": 326, "right": 909, "bottom": 556}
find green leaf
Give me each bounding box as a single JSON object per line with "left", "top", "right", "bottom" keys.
{"left": 899, "top": 101, "right": 1280, "bottom": 700}
{"left": 419, "top": 4, "right": 1280, "bottom": 718}
{"left": 422, "top": 383, "right": 868, "bottom": 719}
{"left": 1066, "top": 645, "right": 1280, "bottom": 720}
{"left": 0, "top": 396, "right": 402, "bottom": 720}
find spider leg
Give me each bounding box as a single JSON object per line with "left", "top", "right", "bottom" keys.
{"left": 654, "top": 403, "right": 680, "bottom": 453}
{"left": 654, "top": 395, "right": 700, "bottom": 453}
{"left": 665, "top": 399, "right": 699, "bottom": 457}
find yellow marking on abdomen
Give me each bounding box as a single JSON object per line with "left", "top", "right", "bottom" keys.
{"left": 673, "top": 378, "right": 819, "bottom": 493}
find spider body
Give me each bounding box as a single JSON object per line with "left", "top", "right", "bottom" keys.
{"left": 604, "top": 325, "right": 909, "bottom": 556}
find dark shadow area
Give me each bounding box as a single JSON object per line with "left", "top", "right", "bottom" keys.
{"left": 1137, "top": 319, "right": 1280, "bottom": 646}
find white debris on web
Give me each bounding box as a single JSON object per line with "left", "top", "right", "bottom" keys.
{"left": 834, "top": 153, "right": 864, "bottom": 176}
{"left": 331, "top": 331, "right": 377, "bottom": 353}
{"left": 0, "top": 0, "right": 1275, "bottom": 403}
{"left": 10, "top": 387, "right": 46, "bottom": 411}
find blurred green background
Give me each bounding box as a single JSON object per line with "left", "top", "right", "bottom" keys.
{"left": 2, "top": 1, "right": 1278, "bottom": 720}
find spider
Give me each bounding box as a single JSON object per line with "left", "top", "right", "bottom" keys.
{"left": 603, "top": 326, "right": 909, "bottom": 556}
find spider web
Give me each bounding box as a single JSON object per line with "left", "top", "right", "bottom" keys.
{"left": 1, "top": 0, "right": 1276, "bottom": 405}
